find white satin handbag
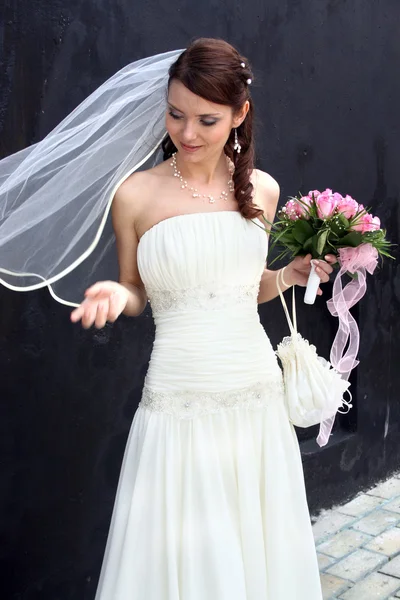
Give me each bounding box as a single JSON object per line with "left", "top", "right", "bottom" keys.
{"left": 275, "top": 268, "right": 353, "bottom": 431}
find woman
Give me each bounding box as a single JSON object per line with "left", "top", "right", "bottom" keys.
{"left": 1, "top": 37, "right": 336, "bottom": 598}
{"left": 69, "top": 38, "right": 335, "bottom": 599}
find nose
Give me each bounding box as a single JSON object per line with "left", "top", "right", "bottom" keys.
{"left": 181, "top": 120, "right": 198, "bottom": 143}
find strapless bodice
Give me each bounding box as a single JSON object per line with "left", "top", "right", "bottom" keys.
{"left": 137, "top": 211, "right": 283, "bottom": 393}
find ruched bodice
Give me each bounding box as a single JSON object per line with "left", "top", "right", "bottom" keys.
{"left": 136, "top": 211, "right": 283, "bottom": 392}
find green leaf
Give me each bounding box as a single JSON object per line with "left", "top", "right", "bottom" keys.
{"left": 301, "top": 234, "right": 320, "bottom": 258}
{"left": 303, "top": 234, "right": 317, "bottom": 254}
{"left": 338, "top": 213, "right": 350, "bottom": 229}
{"left": 330, "top": 213, "right": 349, "bottom": 237}
{"left": 317, "top": 230, "right": 329, "bottom": 256}
{"left": 335, "top": 231, "right": 363, "bottom": 247}
{"left": 292, "top": 219, "right": 315, "bottom": 244}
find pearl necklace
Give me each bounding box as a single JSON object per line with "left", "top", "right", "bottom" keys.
{"left": 170, "top": 152, "right": 235, "bottom": 204}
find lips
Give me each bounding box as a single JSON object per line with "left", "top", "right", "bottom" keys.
{"left": 181, "top": 143, "right": 202, "bottom": 151}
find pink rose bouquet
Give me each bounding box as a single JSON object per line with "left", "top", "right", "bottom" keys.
{"left": 263, "top": 188, "right": 394, "bottom": 301}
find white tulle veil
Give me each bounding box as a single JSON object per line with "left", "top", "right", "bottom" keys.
{"left": 0, "top": 48, "right": 185, "bottom": 307}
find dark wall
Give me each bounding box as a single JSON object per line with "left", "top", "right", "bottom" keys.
{"left": 1, "top": 1, "right": 399, "bottom": 598}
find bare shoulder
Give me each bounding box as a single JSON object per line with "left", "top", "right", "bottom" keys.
{"left": 113, "top": 169, "right": 158, "bottom": 216}
{"left": 250, "top": 168, "right": 280, "bottom": 224}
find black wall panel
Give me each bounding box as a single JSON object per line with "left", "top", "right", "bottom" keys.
{"left": 0, "top": 1, "right": 399, "bottom": 597}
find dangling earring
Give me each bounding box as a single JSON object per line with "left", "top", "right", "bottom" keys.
{"left": 233, "top": 128, "right": 242, "bottom": 154}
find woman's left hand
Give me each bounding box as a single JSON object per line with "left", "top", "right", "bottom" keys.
{"left": 285, "top": 254, "right": 337, "bottom": 296}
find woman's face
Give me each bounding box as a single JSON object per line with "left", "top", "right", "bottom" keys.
{"left": 166, "top": 79, "right": 248, "bottom": 160}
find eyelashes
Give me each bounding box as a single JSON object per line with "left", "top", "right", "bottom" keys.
{"left": 168, "top": 111, "right": 217, "bottom": 127}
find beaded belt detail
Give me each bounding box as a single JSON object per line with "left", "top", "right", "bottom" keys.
{"left": 139, "top": 378, "right": 284, "bottom": 419}
{"left": 147, "top": 282, "right": 260, "bottom": 315}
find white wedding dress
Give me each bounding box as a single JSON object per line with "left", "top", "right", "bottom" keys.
{"left": 94, "top": 210, "right": 323, "bottom": 600}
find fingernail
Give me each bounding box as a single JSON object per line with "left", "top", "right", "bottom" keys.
{"left": 315, "top": 260, "right": 320, "bottom": 265}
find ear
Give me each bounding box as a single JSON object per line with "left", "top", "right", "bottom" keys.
{"left": 232, "top": 100, "right": 250, "bottom": 128}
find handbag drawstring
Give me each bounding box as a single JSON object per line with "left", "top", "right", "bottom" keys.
{"left": 276, "top": 268, "right": 297, "bottom": 336}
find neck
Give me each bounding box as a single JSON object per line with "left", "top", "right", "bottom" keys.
{"left": 175, "top": 150, "right": 232, "bottom": 185}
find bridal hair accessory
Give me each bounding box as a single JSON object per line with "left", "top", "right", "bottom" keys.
{"left": 171, "top": 152, "right": 234, "bottom": 203}
{"left": 239, "top": 61, "right": 252, "bottom": 84}
{"left": 233, "top": 128, "right": 242, "bottom": 153}
{"left": 275, "top": 268, "right": 353, "bottom": 447}
{"left": 0, "top": 48, "right": 185, "bottom": 307}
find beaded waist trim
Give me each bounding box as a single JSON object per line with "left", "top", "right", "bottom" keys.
{"left": 139, "top": 377, "right": 284, "bottom": 419}
{"left": 147, "top": 282, "right": 260, "bottom": 315}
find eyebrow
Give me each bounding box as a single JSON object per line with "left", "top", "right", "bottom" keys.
{"left": 167, "top": 102, "right": 222, "bottom": 117}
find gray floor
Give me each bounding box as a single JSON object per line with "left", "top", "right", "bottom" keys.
{"left": 313, "top": 472, "right": 400, "bottom": 599}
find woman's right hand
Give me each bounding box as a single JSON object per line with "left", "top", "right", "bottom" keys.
{"left": 70, "top": 281, "right": 130, "bottom": 329}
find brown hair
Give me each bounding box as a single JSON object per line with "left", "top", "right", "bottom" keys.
{"left": 161, "top": 37, "right": 262, "bottom": 221}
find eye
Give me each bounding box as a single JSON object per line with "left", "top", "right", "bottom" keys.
{"left": 168, "top": 111, "right": 217, "bottom": 127}
{"left": 168, "top": 111, "right": 182, "bottom": 120}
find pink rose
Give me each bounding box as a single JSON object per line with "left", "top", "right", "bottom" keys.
{"left": 337, "top": 195, "right": 359, "bottom": 219}
{"left": 296, "top": 196, "right": 312, "bottom": 219}
{"left": 315, "top": 189, "right": 338, "bottom": 219}
{"left": 307, "top": 189, "right": 321, "bottom": 201}
{"left": 371, "top": 215, "right": 381, "bottom": 230}
{"left": 351, "top": 213, "right": 381, "bottom": 233}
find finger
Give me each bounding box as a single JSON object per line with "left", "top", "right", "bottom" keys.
{"left": 315, "top": 266, "right": 331, "bottom": 283}
{"left": 317, "top": 261, "right": 334, "bottom": 275}
{"left": 70, "top": 306, "right": 84, "bottom": 322}
{"left": 94, "top": 299, "right": 109, "bottom": 329}
{"left": 324, "top": 254, "right": 339, "bottom": 264}
{"left": 82, "top": 302, "right": 98, "bottom": 329}
{"left": 317, "top": 287, "right": 323, "bottom": 295}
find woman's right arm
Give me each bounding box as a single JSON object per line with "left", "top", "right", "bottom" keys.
{"left": 70, "top": 174, "right": 148, "bottom": 327}
{"left": 111, "top": 175, "right": 148, "bottom": 317}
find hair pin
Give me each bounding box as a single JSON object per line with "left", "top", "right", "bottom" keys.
{"left": 240, "top": 62, "right": 245, "bottom": 68}
{"left": 246, "top": 78, "right": 252, "bottom": 85}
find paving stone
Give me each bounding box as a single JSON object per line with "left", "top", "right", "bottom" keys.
{"left": 326, "top": 548, "right": 388, "bottom": 582}
{"left": 352, "top": 509, "right": 400, "bottom": 536}
{"left": 383, "top": 497, "right": 400, "bottom": 514}
{"left": 379, "top": 553, "right": 400, "bottom": 578}
{"left": 313, "top": 510, "right": 358, "bottom": 543}
{"left": 338, "top": 571, "right": 400, "bottom": 599}
{"left": 367, "top": 478, "right": 400, "bottom": 500}
{"left": 320, "top": 572, "right": 351, "bottom": 599}
{"left": 365, "top": 527, "right": 400, "bottom": 557}
{"left": 337, "top": 493, "right": 385, "bottom": 517}
{"left": 318, "top": 552, "right": 337, "bottom": 570}
{"left": 318, "top": 529, "right": 372, "bottom": 559}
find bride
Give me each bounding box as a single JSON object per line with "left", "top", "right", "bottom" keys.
{"left": 2, "top": 36, "right": 337, "bottom": 599}
{"left": 71, "top": 38, "right": 336, "bottom": 599}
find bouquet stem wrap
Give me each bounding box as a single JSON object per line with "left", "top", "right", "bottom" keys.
{"left": 317, "top": 243, "right": 378, "bottom": 446}
{"left": 304, "top": 260, "right": 321, "bottom": 305}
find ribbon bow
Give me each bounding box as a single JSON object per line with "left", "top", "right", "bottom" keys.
{"left": 316, "top": 243, "right": 378, "bottom": 447}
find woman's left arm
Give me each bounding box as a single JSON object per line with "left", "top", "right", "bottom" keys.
{"left": 257, "top": 254, "right": 337, "bottom": 304}
{"left": 253, "top": 170, "right": 336, "bottom": 304}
